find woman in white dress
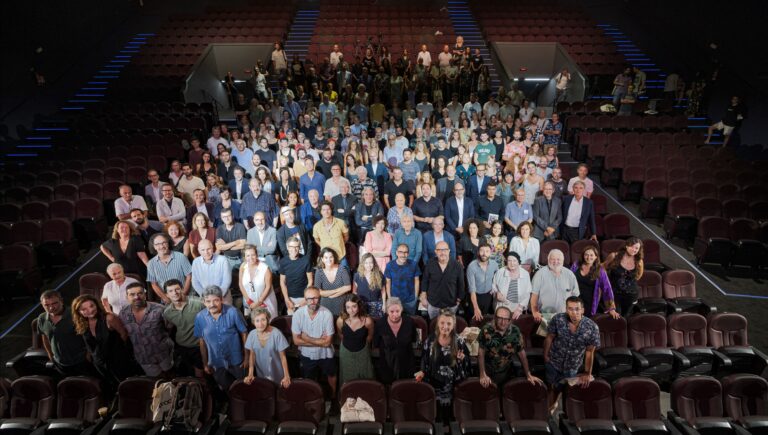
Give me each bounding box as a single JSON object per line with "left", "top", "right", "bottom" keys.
{"left": 239, "top": 244, "right": 277, "bottom": 319}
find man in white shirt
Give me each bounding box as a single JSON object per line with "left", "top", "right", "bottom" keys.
{"left": 156, "top": 184, "right": 187, "bottom": 227}
{"left": 177, "top": 163, "right": 206, "bottom": 205}
{"left": 554, "top": 67, "right": 570, "bottom": 103}
{"left": 567, "top": 163, "right": 594, "bottom": 198}
{"left": 206, "top": 126, "right": 229, "bottom": 158}
{"left": 114, "top": 185, "right": 148, "bottom": 221}
{"left": 530, "top": 249, "right": 578, "bottom": 320}
{"left": 519, "top": 99, "right": 534, "bottom": 123}
{"left": 437, "top": 44, "right": 452, "bottom": 70}
{"left": 329, "top": 44, "right": 343, "bottom": 68}
{"left": 463, "top": 93, "right": 482, "bottom": 118}
{"left": 483, "top": 94, "right": 500, "bottom": 119}
{"left": 416, "top": 44, "right": 432, "bottom": 69}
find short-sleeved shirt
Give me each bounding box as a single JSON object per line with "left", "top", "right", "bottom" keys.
{"left": 101, "top": 277, "right": 139, "bottom": 315}
{"left": 383, "top": 259, "right": 421, "bottom": 303}
{"left": 467, "top": 260, "right": 498, "bottom": 295}
{"left": 120, "top": 302, "right": 174, "bottom": 368}
{"left": 278, "top": 255, "right": 312, "bottom": 298}
{"left": 531, "top": 267, "right": 580, "bottom": 314}
{"left": 291, "top": 305, "right": 335, "bottom": 360}
{"left": 216, "top": 223, "right": 247, "bottom": 258}
{"left": 194, "top": 305, "right": 248, "bottom": 369}
{"left": 383, "top": 180, "right": 414, "bottom": 207}
{"left": 37, "top": 310, "right": 87, "bottom": 366}
{"left": 478, "top": 323, "right": 523, "bottom": 373}
{"left": 505, "top": 201, "right": 533, "bottom": 227}
{"left": 546, "top": 313, "right": 600, "bottom": 374}
{"left": 475, "top": 142, "right": 496, "bottom": 164}
{"left": 312, "top": 217, "right": 348, "bottom": 259}
{"left": 163, "top": 300, "right": 205, "bottom": 348}
{"left": 245, "top": 327, "right": 289, "bottom": 383}
{"left": 147, "top": 252, "right": 191, "bottom": 290}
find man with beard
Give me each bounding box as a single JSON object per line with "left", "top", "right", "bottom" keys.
{"left": 467, "top": 244, "right": 498, "bottom": 321}
{"left": 130, "top": 208, "right": 158, "bottom": 245}
{"left": 120, "top": 282, "right": 175, "bottom": 377}
{"left": 195, "top": 285, "right": 248, "bottom": 391}
{"left": 478, "top": 306, "right": 543, "bottom": 388}
{"left": 543, "top": 297, "right": 599, "bottom": 413}
{"left": 530, "top": 249, "right": 579, "bottom": 323}
{"left": 162, "top": 279, "right": 205, "bottom": 377}
{"left": 147, "top": 233, "right": 192, "bottom": 304}
{"left": 291, "top": 286, "right": 337, "bottom": 412}
{"left": 421, "top": 241, "right": 464, "bottom": 319}
{"left": 38, "top": 290, "right": 96, "bottom": 378}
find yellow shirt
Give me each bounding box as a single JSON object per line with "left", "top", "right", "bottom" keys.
{"left": 313, "top": 217, "right": 349, "bottom": 259}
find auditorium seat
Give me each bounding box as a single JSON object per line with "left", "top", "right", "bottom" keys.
{"left": 101, "top": 376, "right": 158, "bottom": 434}
{"left": 613, "top": 377, "right": 671, "bottom": 435}
{"left": 0, "top": 244, "right": 42, "bottom": 301}
{"left": 560, "top": 379, "right": 617, "bottom": 435}
{"left": 21, "top": 202, "right": 49, "bottom": 221}
{"left": 729, "top": 218, "right": 765, "bottom": 274}
{"left": 634, "top": 270, "right": 667, "bottom": 315}
{"left": 388, "top": 380, "right": 436, "bottom": 435}
{"left": 39, "top": 218, "right": 79, "bottom": 269}
{"left": 663, "top": 196, "right": 698, "bottom": 247}
{"left": 539, "top": 240, "right": 570, "bottom": 266}
{"left": 501, "top": 378, "right": 554, "bottom": 435}
{"left": 0, "top": 376, "right": 56, "bottom": 435}
{"left": 38, "top": 376, "right": 102, "bottom": 435}
{"left": 694, "top": 217, "right": 733, "bottom": 268}
{"left": 721, "top": 374, "right": 768, "bottom": 435}
{"left": 49, "top": 200, "right": 76, "bottom": 221}
{"left": 639, "top": 179, "right": 668, "bottom": 221}
{"left": 599, "top": 239, "right": 625, "bottom": 260}
{"left": 452, "top": 378, "right": 500, "bottom": 435}
{"left": 602, "top": 213, "right": 632, "bottom": 240}
{"left": 0, "top": 378, "right": 9, "bottom": 419}
{"left": 707, "top": 312, "right": 768, "bottom": 377}
{"left": 0, "top": 204, "right": 21, "bottom": 223}
{"left": 592, "top": 314, "right": 639, "bottom": 383}
{"left": 276, "top": 379, "right": 325, "bottom": 435}
{"left": 662, "top": 270, "right": 712, "bottom": 315}
{"left": 628, "top": 314, "right": 689, "bottom": 385}
{"left": 512, "top": 314, "right": 545, "bottom": 378}
{"left": 668, "top": 376, "right": 736, "bottom": 435}
{"left": 667, "top": 313, "right": 731, "bottom": 378}
{"left": 79, "top": 273, "right": 109, "bottom": 298}
{"left": 569, "top": 239, "right": 599, "bottom": 264}
{"left": 338, "top": 380, "right": 387, "bottom": 435}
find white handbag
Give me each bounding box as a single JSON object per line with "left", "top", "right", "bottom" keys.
{"left": 340, "top": 397, "right": 376, "bottom": 423}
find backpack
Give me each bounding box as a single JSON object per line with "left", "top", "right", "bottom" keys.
{"left": 151, "top": 380, "right": 203, "bottom": 432}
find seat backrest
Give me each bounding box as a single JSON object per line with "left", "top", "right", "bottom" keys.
{"left": 698, "top": 216, "right": 730, "bottom": 239}
{"left": 9, "top": 376, "right": 56, "bottom": 420}
{"left": 707, "top": 312, "right": 749, "bottom": 347}
{"left": 512, "top": 314, "right": 539, "bottom": 350}
{"left": 670, "top": 376, "right": 723, "bottom": 424}
{"left": 79, "top": 273, "right": 110, "bottom": 298}
{"left": 613, "top": 377, "right": 661, "bottom": 422}
{"left": 276, "top": 379, "right": 325, "bottom": 424}
{"left": 411, "top": 315, "right": 428, "bottom": 345}
{"left": 57, "top": 376, "right": 102, "bottom": 422}
{"left": 662, "top": 270, "right": 696, "bottom": 299}
{"left": 117, "top": 377, "right": 157, "bottom": 420}
{"left": 667, "top": 313, "right": 708, "bottom": 348}
{"left": 628, "top": 314, "right": 668, "bottom": 350}
{"left": 389, "top": 380, "right": 436, "bottom": 423}
{"left": 502, "top": 378, "right": 548, "bottom": 422}
{"left": 600, "top": 239, "right": 625, "bottom": 260}
{"left": 592, "top": 314, "right": 628, "bottom": 348}
{"left": 722, "top": 374, "right": 768, "bottom": 421}
{"left": 565, "top": 379, "right": 613, "bottom": 421}
{"left": 228, "top": 379, "right": 276, "bottom": 424}
{"left": 539, "top": 239, "right": 570, "bottom": 265}
{"left": 0, "top": 378, "right": 10, "bottom": 418}
{"left": 339, "top": 380, "right": 387, "bottom": 423}
{"left": 637, "top": 270, "right": 663, "bottom": 299}
{"left": 452, "top": 378, "right": 499, "bottom": 423}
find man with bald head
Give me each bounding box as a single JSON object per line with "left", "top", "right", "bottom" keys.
{"left": 191, "top": 239, "right": 233, "bottom": 304}
{"left": 115, "top": 184, "right": 148, "bottom": 221}
{"left": 530, "top": 249, "right": 579, "bottom": 322}
{"left": 421, "top": 240, "right": 465, "bottom": 319}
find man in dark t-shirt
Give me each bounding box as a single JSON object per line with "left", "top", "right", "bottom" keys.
{"left": 37, "top": 290, "right": 96, "bottom": 378}
{"left": 278, "top": 237, "right": 314, "bottom": 314}
{"left": 705, "top": 95, "right": 745, "bottom": 147}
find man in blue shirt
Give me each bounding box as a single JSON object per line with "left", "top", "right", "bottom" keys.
{"left": 504, "top": 188, "right": 533, "bottom": 233}
{"left": 391, "top": 215, "right": 422, "bottom": 263}
{"left": 240, "top": 178, "right": 278, "bottom": 229}
{"left": 299, "top": 156, "right": 326, "bottom": 202}
{"left": 194, "top": 285, "right": 248, "bottom": 392}
{"left": 384, "top": 244, "right": 422, "bottom": 315}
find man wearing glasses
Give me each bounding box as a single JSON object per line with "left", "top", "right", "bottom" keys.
{"left": 421, "top": 241, "right": 465, "bottom": 319}
{"left": 147, "top": 233, "right": 192, "bottom": 304}
{"left": 543, "top": 296, "right": 599, "bottom": 413}
{"left": 384, "top": 244, "right": 421, "bottom": 315}
{"left": 445, "top": 182, "right": 475, "bottom": 237}
{"left": 478, "top": 306, "right": 543, "bottom": 388}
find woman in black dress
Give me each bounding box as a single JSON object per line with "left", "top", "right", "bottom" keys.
{"left": 373, "top": 298, "right": 418, "bottom": 384}
{"left": 71, "top": 294, "right": 141, "bottom": 391}
{"left": 99, "top": 220, "right": 149, "bottom": 277}
{"left": 603, "top": 237, "right": 644, "bottom": 317}
{"left": 458, "top": 218, "right": 485, "bottom": 267}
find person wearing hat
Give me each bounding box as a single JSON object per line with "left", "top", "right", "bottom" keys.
{"left": 491, "top": 251, "right": 532, "bottom": 318}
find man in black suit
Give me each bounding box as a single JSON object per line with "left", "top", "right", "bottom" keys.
{"left": 217, "top": 148, "right": 238, "bottom": 184}
{"left": 467, "top": 164, "right": 491, "bottom": 199}
{"left": 561, "top": 180, "right": 597, "bottom": 243}
{"left": 532, "top": 181, "right": 563, "bottom": 241}
{"left": 331, "top": 182, "right": 358, "bottom": 227}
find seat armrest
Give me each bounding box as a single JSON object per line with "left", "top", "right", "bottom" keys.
{"left": 575, "top": 419, "right": 617, "bottom": 433}
{"left": 343, "top": 422, "right": 384, "bottom": 435}
{"left": 0, "top": 418, "right": 40, "bottom": 431}
{"left": 711, "top": 349, "right": 733, "bottom": 368}
{"left": 624, "top": 418, "right": 667, "bottom": 433}
{"left": 630, "top": 350, "right": 650, "bottom": 369}
{"left": 670, "top": 349, "right": 691, "bottom": 368}
{"left": 46, "top": 418, "right": 88, "bottom": 432}
{"left": 393, "top": 421, "right": 434, "bottom": 435}
{"left": 595, "top": 352, "right": 608, "bottom": 370}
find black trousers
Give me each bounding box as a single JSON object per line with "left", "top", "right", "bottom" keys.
{"left": 563, "top": 226, "right": 581, "bottom": 244}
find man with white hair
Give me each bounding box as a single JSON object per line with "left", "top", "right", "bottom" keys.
{"left": 114, "top": 185, "right": 148, "bottom": 221}
{"left": 529, "top": 249, "right": 579, "bottom": 322}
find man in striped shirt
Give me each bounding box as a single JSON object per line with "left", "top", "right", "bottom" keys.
{"left": 146, "top": 233, "right": 192, "bottom": 304}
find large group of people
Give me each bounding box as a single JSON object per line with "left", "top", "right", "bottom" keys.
{"left": 37, "top": 37, "right": 655, "bottom": 421}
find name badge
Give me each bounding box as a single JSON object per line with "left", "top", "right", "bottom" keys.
{"left": 523, "top": 209, "right": 529, "bottom": 214}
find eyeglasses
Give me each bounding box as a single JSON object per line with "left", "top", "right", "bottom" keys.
{"left": 396, "top": 250, "right": 409, "bottom": 254}
{"left": 305, "top": 296, "right": 320, "bottom": 301}
{"left": 153, "top": 241, "right": 169, "bottom": 246}
{"left": 287, "top": 245, "right": 300, "bottom": 249}
{"left": 435, "top": 248, "right": 449, "bottom": 251}
{"left": 496, "top": 316, "right": 511, "bottom": 322}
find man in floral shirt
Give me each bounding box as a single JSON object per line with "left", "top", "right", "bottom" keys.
{"left": 478, "top": 306, "right": 543, "bottom": 388}
{"left": 543, "top": 296, "right": 599, "bottom": 413}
